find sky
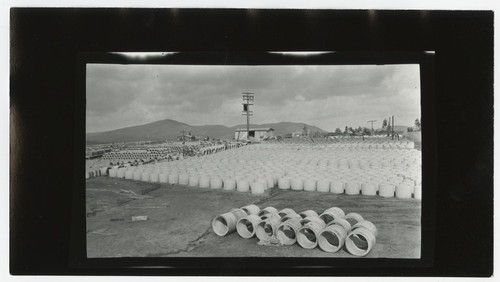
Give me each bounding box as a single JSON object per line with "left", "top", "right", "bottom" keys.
{"left": 86, "top": 62, "right": 421, "bottom": 133}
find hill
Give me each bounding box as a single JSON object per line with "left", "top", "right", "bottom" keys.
{"left": 86, "top": 119, "right": 327, "bottom": 144}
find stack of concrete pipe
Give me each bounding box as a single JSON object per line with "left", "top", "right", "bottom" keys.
{"left": 104, "top": 142, "right": 421, "bottom": 200}
{"left": 212, "top": 205, "right": 378, "bottom": 257}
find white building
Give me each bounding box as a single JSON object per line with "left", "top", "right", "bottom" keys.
{"left": 234, "top": 128, "right": 274, "bottom": 141}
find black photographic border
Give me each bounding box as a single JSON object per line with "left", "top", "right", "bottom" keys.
{"left": 10, "top": 8, "right": 493, "bottom": 276}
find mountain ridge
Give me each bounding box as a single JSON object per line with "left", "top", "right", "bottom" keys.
{"left": 86, "top": 119, "right": 327, "bottom": 144}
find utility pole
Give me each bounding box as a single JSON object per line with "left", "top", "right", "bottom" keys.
{"left": 242, "top": 92, "right": 254, "bottom": 141}
{"left": 367, "top": 120, "right": 377, "bottom": 133}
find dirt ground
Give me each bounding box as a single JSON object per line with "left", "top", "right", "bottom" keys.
{"left": 86, "top": 177, "right": 421, "bottom": 258}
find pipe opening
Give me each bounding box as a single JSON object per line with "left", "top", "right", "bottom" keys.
{"left": 297, "top": 228, "right": 317, "bottom": 248}
{"left": 324, "top": 231, "right": 340, "bottom": 246}
{"left": 236, "top": 218, "right": 254, "bottom": 238}
{"left": 346, "top": 233, "right": 371, "bottom": 256}
{"left": 320, "top": 214, "right": 334, "bottom": 224}
{"left": 277, "top": 225, "right": 296, "bottom": 243}
{"left": 345, "top": 218, "right": 359, "bottom": 226}
{"left": 212, "top": 217, "right": 229, "bottom": 236}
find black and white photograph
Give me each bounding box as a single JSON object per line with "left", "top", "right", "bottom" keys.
{"left": 9, "top": 6, "right": 493, "bottom": 277}
{"left": 85, "top": 53, "right": 422, "bottom": 258}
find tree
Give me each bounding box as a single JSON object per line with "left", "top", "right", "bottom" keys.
{"left": 363, "top": 127, "right": 371, "bottom": 135}
{"left": 382, "top": 119, "right": 388, "bottom": 128}
{"left": 335, "top": 128, "right": 342, "bottom": 135}
{"left": 344, "top": 126, "right": 349, "bottom": 135}
{"left": 357, "top": 126, "right": 363, "bottom": 133}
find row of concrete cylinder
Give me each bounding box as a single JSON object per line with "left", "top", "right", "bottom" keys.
{"left": 212, "top": 205, "right": 378, "bottom": 257}
{"left": 106, "top": 164, "right": 421, "bottom": 199}
{"left": 277, "top": 178, "right": 421, "bottom": 200}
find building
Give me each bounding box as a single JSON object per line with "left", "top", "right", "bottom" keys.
{"left": 234, "top": 128, "right": 274, "bottom": 141}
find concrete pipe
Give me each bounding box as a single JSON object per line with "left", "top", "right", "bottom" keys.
{"left": 117, "top": 169, "right": 126, "bottom": 178}
{"left": 188, "top": 175, "right": 199, "bottom": 187}
{"left": 255, "top": 214, "right": 282, "bottom": 241}
{"left": 210, "top": 177, "right": 223, "bottom": 189}
{"left": 299, "top": 210, "right": 318, "bottom": 218}
{"left": 414, "top": 185, "right": 422, "bottom": 200}
{"left": 85, "top": 172, "right": 90, "bottom": 180}
{"left": 150, "top": 172, "right": 159, "bottom": 183}
{"left": 351, "top": 220, "right": 378, "bottom": 237}
{"left": 198, "top": 176, "right": 210, "bottom": 188}
{"left": 361, "top": 182, "right": 378, "bottom": 196}
{"left": 250, "top": 181, "right": 266, "bottom": 195}
{"left": 212, "top": 212, "right": 238, "bottom": 236}
{"left": 278, "top": 208, "right": 296, "bottom": 217}
{"left": 316, "top": 180, "right": 330, "bottom": 193}
{"left": 300, "top": 216, "right": 326, "bottom": 228}
{"left": 379, "top": 183, "right": 395, "bottom": 198}
{"left": 222, "top": 178, "right": 236, "bottom": 191}
{"left": 279, "top": 213, "right": 302, "bottom": 223}
{"left": 290, "top": 178, "right": 304, "bottom": 191}
{"left": 297, "top": 221, "right": 325, "bottom": 249}
{"left": 327, "top": 218, "right": 352, "bottom": 233}
{"left": 330, "top": 181, "right": 345, "bottom": 194}
{"left": 345, "top": 227, "right": 377, "bottom": 257}
{"left": 178, "top": 173, "right": 189, "bottom": 185}
{"left": 109, "top": 168, "right": 117, "bottom": 178}
{"left": 318, "top": 223, "right": 348, "bottom": 253}
{"left": 125, "top": 170, "right": 134, "bottom": 180}
{"left": 319, "top": 210, "right": 343, "bottom": 225}
{"left": 276, "top": 218, "right": 303, "bottom": 245}
{"left": 396, "top": 184, "right": 413, "bottom": 199}
{"left": 133, "top": 170, "right": 142, "bottom": 181}
{"left": 236, "top": 180, "right": 250, "bottom": 192}
{"left": 100, "top": 167, "right": 108, "bottom": 176}
{"left": 141, "top": 171, "right": 150, "bottom": 182}
{"left": 264, "top": 176, "right": 275, "bottom": 189}
{"left": 236, "top": 214, "right": 261, "bottom": 239}
{"left": 303, "top": 179, "right": 317, "bottom": 192}
{"left": 230, "top": 208, "right": 248, "bottom": 219}
{"left": 159, "top": 173, "right": 168, "bottom": 183}
{"left": 323, "top": 207, "right": 346, "bottom": 218}
{"left": 344, "top": 213, "right": 364, "bottom": 226}
{"left": 345, "top": 182, "right": 361, "bottom": 195}
{"left": 258, "top": 207, "right": 279, "bottom": 217}
{"left": 241, "top": 204, "right": 260, "bottom": 215}
{"left": 278, "top": 178, "right": 291, "bottom": 190}
{"left": 168, "top": 174, "right": 179, "bottom": 185}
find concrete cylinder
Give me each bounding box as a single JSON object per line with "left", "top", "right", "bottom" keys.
{"left": 236, "top": 215, "right": 261, "bottom": 239}
{"left": 316, "top": 180, "right": 330, "bottom": 193}
{"left": 297, "top": 221, "right": 325, "bottom": 249}
{"left": 210, "top": 177, "right": 223, "bottom": 189}
{"left": 168, "top": 174, "right": 178, "bottom": 185}
{"left": 396, "top": 184, "right": 413, "bottom": 199}
{"left": 345, "top": 227, "right": 377, "bottom": 257}
{"left": 223, "top": 178, "right": 236, "bottom": 191}
{"left": 344, "top": 213, "right": 364, "bottom": 226}
{"left": 361, "top": 182, "right": 378, "bottom": 196}
{"left": 345, "top": 182, "right": 361, "bottom": 195}
{"left": 278, "top": 178, "right": 291, "bottom": 190}
{"left": 303, "top": 179, "right": 317, "bottom": 192}
{"left": 379, "top": 183, "right": 395, "bottom": 198}
{"left": 236, "top": 180, "right": 250, "bottom": 192}
{"left": 178, "top": 173, "right": 189, "bottom": 185}
{"left": 318, "top": 223, "right": 348, "bottom": 253}
{"left": 330, "top": 181, "right": 344, "bottom": 194}
{"left": 198, "top": 176, "right": 210, "bottom": 188}
{"left": 241, "top": 204, "right": 260, "bottom": 215}
{"left": 276, "top": 218, "right": 302, "bottom": 245}
{"left": 188, "top": 175, "right": 199, "bottom": 187}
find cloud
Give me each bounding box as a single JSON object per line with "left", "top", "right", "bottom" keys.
{"left": 86, "top": 64, "right": 420, "bottom": 133}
